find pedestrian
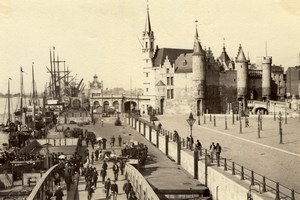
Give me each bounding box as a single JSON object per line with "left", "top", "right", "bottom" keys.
{"left": 86, "top": 180, "right": 95, "bottom": 200}
{"left": 95, "top": 149, "right": 99, "bottom": 161}
{"left": 123, "top": 180, "right": 132, "bottom": 199}
{"left": 102, "top": 160, "right": 108, "bottom": 170}
{"left": 91, "top": 152, "right": 94, "bottom": 165}
{"left": 111, "top": 136, "right": 115, "bottom": 147}
{"left": 118, "top": 135, "right": 122, "bottom": 146}
{"left": 190, "top": 135, "right": 194, "bottom": 150}
{"left": 111, "top": 180, "right": 119, "bottom": 200}
{"left": 128, "top": 191, "right": 137, "bottom": 200}
{"left": 173, "top": 130, "right": 179, "bottom": 142}
{"left": 92, "top": 168, "right": 98, "bottom": 187}
{"left": 98, "top": 139, "right": 102, "bottom": 149}
{"left": 91, "top": 139, "right": 95, "bottom": 149}
{"left": 104, "top": 178, "right": 111, "bottom": 199}
{"left": 100, "top": 168, "right": 107, "bottom": 184}
{"left": 158, "top": 122, "right": 162, "bottom": 131}
{"left": 245, "top": 117, "right": 249, "bottom": 127}
{"left": 54, "top": 172, "right": 61, "bottom": 185}
{"left": 186, "top": 137, "right": 190, "bottom": 149}
{"left": 195, "top": 140, "right": 202, "bottom": 151}
{"left": 119, "top": 159, "right": 125, "bottom": 175}
{"left": 54, "top": 186, "right": 64, "bottom": 200}
{"left": 86, "top": 138, "right": 89, "bottom": 147}
{"left": 112, "top": 162, "right": 119, "bottom": 181}
{"left": 45, "top": 189, "right": 53, "bottom": 200}
{"left": 102, "top": 138, "right": 107, "bottom": 149}
{"left": 210, "top": 142, "right": 216, "bottom": 160}
{"left": 101, "top": 119, "right": 104, "bottom": 127}
{"left": 215, "top": 143, "right": 222, "bottom": 161}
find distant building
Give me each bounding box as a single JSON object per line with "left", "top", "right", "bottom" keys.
{"left": 139, "top": 5, "right": 286, "bottom": 115}
{"left": 286, "top": 66, "right": 300, "bottom": 98}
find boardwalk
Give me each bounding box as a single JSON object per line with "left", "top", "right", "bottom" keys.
{"left": 76, "top": 146, "right": 128, "bottom": 200}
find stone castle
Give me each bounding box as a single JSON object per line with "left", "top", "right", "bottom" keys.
{"left": 139, "top": 6, "right": 286, "bottom": 115}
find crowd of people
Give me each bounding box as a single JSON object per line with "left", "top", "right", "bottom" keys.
{"left": 0, "top": 150, "right": 44, "bottom": 165}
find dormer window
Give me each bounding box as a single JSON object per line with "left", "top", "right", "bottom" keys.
{"left": 166, "top": 68, "right": 169, "bottom": 73}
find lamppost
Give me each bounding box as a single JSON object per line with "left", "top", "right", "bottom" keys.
{"left": 186, "top": 112, "right": 196, "bottom": 137}
{"left": 43, "top": 143, "right": 52, "bottom": 169}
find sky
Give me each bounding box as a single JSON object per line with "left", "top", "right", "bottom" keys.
{"left": 0, "top": 0, "right": 300, "bottom": 94}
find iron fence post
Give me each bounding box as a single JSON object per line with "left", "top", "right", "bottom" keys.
{"left": 225, "top": 115, "right": 228, "bottom": 130}
{"left": 232, "top": 162, "right": 235, "bottom": 175}
{"left": 210, "top": 114, "right": 212, "bottom": 122}
{"left": 224, "top": 158, "right": 227, "bottom": 171}
{"left": 251, "top": 170, "right": 255, "bottom": 186}
{"left": 240, "top": 166, "right": 244, "bottom": 180}
{"left": 275, "top": 182, "right": 280, "bottom": 200}
{"left": 291, "top": 189, "right": 295, "bottom": 200}
{"left": 205, "top": 149, "right": 208, "bottom": 187}
{"left": 262, "top": 176, "right": 266, "bottom": 192}
{"left": 214, "top": 115, "right": 216, "bottom": 127}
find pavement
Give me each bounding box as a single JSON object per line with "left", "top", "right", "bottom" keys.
{"left": 151, "top": 114, "right": 300, "bottom": 194}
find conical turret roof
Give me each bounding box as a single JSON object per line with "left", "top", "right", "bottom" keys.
{"left": 236, "top": 44, "right": 247, "bottom": 62}
{"left": 193, "top": 40, "right": 205, "bottom": 55}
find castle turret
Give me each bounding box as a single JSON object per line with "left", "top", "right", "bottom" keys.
{"left": 235, "top": 44, "right": 249, "bottom": 114}
{"left": 192, "top": 22, "right": 206, "bottom": 115}
{"left": 262, "top": 56, "right": 272, "bottom": 100}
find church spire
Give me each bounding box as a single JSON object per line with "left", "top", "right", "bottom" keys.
{"left": 144, "top": 2, "right": 152, "bottom": 34}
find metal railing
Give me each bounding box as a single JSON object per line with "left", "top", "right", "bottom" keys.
{"left": 130, "top": 115, "right": 300, "bottom": 200}
{"left": 27, "top": 164, "right": 58, "bottom": 200}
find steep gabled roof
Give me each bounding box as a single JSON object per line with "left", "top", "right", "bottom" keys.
{"left": 156, "top": 80, "right": 166, "bottom": 86}
{"left": 174, "top": 53, "right": 193, "bottom": 73}
{"left": 152, "top": 48, "right": 193, "bottom": 67}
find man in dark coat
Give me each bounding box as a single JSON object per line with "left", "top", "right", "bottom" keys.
{"left": 104, "top": 178, "right": 111, "bottom": 198}
{"left": 112, "top": 162, "right": 119, "bottom": 181}
{"left": 111, "top": 180, "right": 118, "bottom": 200}
{"left": 54, "top": 186, "right": 64, "bottom": 200}
{"left": 123, "top": 180, "right": 133, "bottom": 199}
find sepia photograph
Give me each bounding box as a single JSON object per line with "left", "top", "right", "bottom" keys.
{"left": 0, "top": 0, "right": 299, "bottom": 199}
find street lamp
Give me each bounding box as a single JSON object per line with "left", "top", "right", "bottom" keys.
{"left": 186, "top": 112, "right": 196, "bottom": 137}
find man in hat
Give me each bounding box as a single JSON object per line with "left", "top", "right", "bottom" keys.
{"left": 111, "top": 180, "right": 118, "bottom": 200}
{"left": 54, "top": 186, "right": 64, "bottom": 200}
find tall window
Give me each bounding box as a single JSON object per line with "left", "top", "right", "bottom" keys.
{"left": 167, "top": 89, "right": 170, "bottom": 99}
{"left": 146, "top": 73, "right": 148, "bottom": 77}
{"left": 145, "top": 42, "right": 148, "bottom": 49}
{"left": 170, "top": 89, "right": 174, "bottom": 99}
{"left": 171, "top": 77, "right": 174, "bottom": 85}
{"left": 167, "top": 77, "right": 170, "bottom": 85}
{"left": 146, "top": 88, "right": 148, "bottom": 92}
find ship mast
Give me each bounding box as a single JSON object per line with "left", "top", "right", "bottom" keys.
{"left": 32, "top": 62, "right": 36, "bottom": 131}
{"left": 7, "top": 78, "right": 12, "bottom": 125}
{"left": 20, "top": 67, "right": 25, "bottom": 125}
